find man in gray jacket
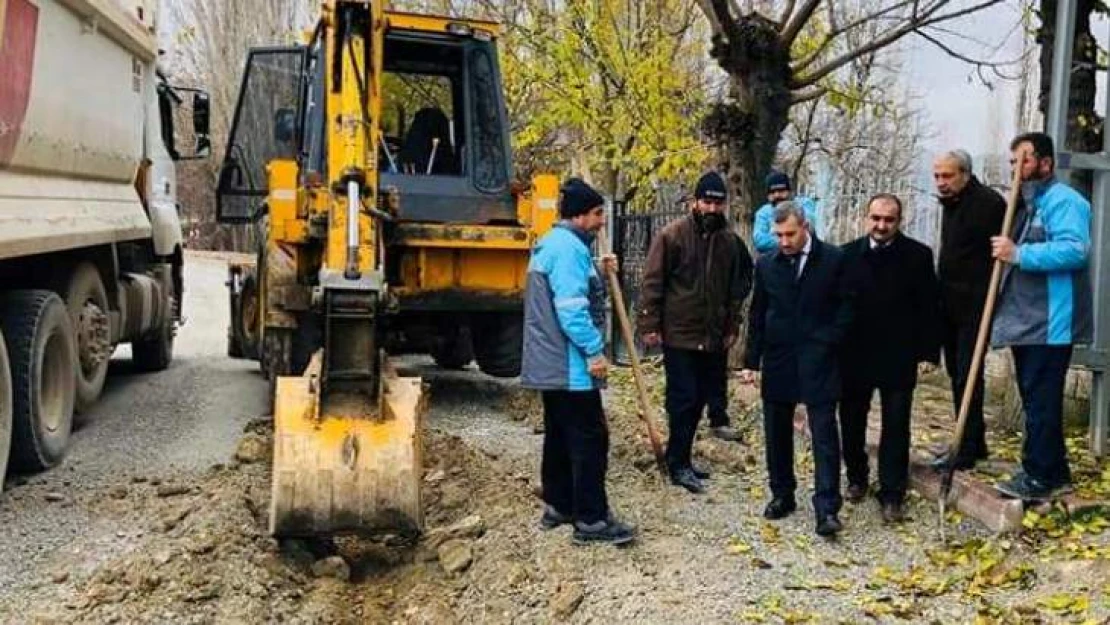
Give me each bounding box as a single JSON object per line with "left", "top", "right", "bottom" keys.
{"left": 990, "top": 132, "right": 1092, "bottom": 500}
{"left": 521, "top": 177, "right": 636, "bottom": 546}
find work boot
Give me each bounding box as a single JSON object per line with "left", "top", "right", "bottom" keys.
{"left": 845, "top": 482, "right": 868, "bottom": 503}
{"left": 572, "top": 517, "right": 637, "bottom": 546}
{"left": 763, "top": 497, "right": 796, "bottom": 520}
{"left": 539, "top": 505, "right": 572, "bottom": 530}
{"left": 815, "top": 514, "right": 843, "bottom": 537}
{"left": 710, "top": 425, "right": 743, "bottom": 442}
{"left": 994, "top": 473, "right": 1073, "bottom": 501}
{"left": 669, "top": 467, "right": 705, "bottom": 494}
{"left": 881, "top": 501, "right": 905, "bottom": 524}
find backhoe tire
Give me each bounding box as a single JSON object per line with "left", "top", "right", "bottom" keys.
{"left": 432, "top": 326, "right": 474, "bottom": 370}
{"left": 132, "top": 294, "right": 175, "bottom": 372}
{"left": 61, "top": 263, "right": 111, "bottom": 417}
{"left": 228, "top": 273, "right": 260, "bottom": 360}
{"left": 0, "top": 331, "right": 13, "bottom": 490}
{"left": 472, "top": 313, "right": 523, "bottom": 378}
{"left": 0, "top": 291, "right": 76, "bottom": 472}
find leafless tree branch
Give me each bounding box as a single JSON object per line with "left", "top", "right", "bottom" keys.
{"left": 791, "top": 0, "right": 916, "bottom": 74}
{"left": 792, "top": 0, "right": 1005, "bottom": 89}
{"left": 779, "top": 0, "right": 822, "bottom": 48}
{"left": 791, "top": 86, "right": 826, "bottom": 104}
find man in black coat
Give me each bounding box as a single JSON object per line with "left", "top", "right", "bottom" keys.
{"left": 739, "top": 202, "right": 854, "bottom": 537}
{"left": 932, "top": 150, "right": 1006, "bottom": 470}
{"left": 839, "top": 194, "right": 941, "bottom": 523}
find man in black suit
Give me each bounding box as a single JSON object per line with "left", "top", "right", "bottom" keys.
{"left": 739, "top": 202, "right": 854, "bottom": 537}
{"left": 838, "top": 194, "right": 941, "bottom": 523}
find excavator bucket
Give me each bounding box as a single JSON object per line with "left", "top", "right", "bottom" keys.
{"left": 269, "top": 352, "right": 424, "bottom": 537}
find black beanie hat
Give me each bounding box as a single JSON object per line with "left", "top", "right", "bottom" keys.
{"left": 559, "top": 178, "right": 605, "bottom": 218}
{"left": 694, "top": 172, "right": 728, "bottom": 201}
{"left": 765, "top": 170, "right": 791, "bottom": 193}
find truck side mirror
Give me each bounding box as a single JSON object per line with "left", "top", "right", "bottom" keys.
{"left": 274, "top": 108, "right": 296, "bottom": 145}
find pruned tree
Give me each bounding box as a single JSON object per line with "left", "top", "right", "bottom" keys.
{"left": 696, "top": 0, "right": 1005, "bottom": 241}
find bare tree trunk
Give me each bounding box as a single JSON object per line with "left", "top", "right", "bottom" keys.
{"left": 701, "top": 13, "right": 792, "bottom": 364}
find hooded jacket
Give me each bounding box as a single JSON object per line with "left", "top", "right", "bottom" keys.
{"left": 991, "top": 177, "right": 1093, "bottom": 347}
{"left": 521, "top": 222, "right": 608, "bottom": 391}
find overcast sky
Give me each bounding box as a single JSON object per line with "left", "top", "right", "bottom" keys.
{"left": 905, "top": 2, "right": 1109, "bottom": 160}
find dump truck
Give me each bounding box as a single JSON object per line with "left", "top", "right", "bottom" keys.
{"left": 216, "top": 0, "right": 557, "bottom": 537}
{"left": 0, "top": 0, "right": 210, "bottom": 488}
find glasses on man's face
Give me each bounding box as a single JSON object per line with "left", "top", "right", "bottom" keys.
{"left": 701, "top": 199, "right": 726, "bottom": 207}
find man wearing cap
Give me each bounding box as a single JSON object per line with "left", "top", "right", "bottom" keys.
{"left": 753, "top": 171, "right": 820, "bottom": 255}
{"left": 522, "top": 177, "right": 637, "bottom": 546}
{"left": 638, "top": 171, "right": 754, "bottom": 494}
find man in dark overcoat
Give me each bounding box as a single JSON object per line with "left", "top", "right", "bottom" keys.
{"left": 838, "top": 193, "right": 940, "bottom": 523}
{"left": 739, "top": 202, "right": 854, "bottom": 537}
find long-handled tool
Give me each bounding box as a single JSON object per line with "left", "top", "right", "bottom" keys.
{"left": 597, "top": 229, "right": 669, "bottom": 477}
{"left": 937, "top": 151, "right": 1026, "bottom": 538}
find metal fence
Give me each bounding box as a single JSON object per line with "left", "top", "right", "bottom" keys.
{"left": 608, "top": 181, "right": 944, "bottom": 364}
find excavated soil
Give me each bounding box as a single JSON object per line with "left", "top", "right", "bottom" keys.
{"left": 6, "top": 359, "right": 1110, "bottom": 624}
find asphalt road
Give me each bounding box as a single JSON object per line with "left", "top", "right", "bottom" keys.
{"left": 0, "top": 252, "right": 268, "bottom": 597}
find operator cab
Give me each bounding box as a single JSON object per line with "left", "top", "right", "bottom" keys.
{"left": 216, "top": 17, "right": 516, "bottom": 226}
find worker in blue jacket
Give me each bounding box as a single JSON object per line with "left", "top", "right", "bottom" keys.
{"left": 753, "top": 171, "right": 819, "bottom": 255}
{"left": 990, "top": 132, "right": 1093, "bottom": 500}
{"left": 521, "top": 177, "right": 637, "bottom": 546}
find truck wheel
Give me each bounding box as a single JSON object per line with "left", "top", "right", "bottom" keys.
{"left": 262, "top": 328, "right": 292, "bottom": 412}
{"left": 0, "top": 291, "right": 76, "bottom": 472}
{"left": 232, "top": 274, "right": 260, "bottom": 360}
{"left": 472, "top": 313, "right": 523, "bottom": 378}
{"left": 432, "top": 326, "right": 474, "bottom": 370}
{"left": 62, "top": 263, "right": 112, "bottom": 417}
{"left": 0, "top": 331, "right": 13, "bottom": 490}
{"left": 132, "top": 294, "right": 174, "bottom": 372}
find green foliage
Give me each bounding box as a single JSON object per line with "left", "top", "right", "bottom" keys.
{"left": 497, "top": 0, "right": 710, "bottom": 204}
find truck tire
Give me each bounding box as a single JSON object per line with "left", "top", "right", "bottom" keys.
{"left": 132, "top": 294, "right": 174, "bottom": 372}
{"left": 229, "top": 273, "right": 260, "bottom": 360}
{"left": 0, "top": 291, "right": 76, "bottom": 472}
{"left": 472, "top": 313, "right": 523, "bottom": 378}
{"left": 62, "top": 263, "right": 111, "bottom": 416}
{"left": 0, "top": 331, "right": 13, "bottom": 490}
{"left": 432, "top": 326, "right": 474, "bottom": 370}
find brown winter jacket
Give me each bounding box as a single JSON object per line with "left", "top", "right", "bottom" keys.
{"left": 637, "top": 214, "right": 754, "bottom": 352}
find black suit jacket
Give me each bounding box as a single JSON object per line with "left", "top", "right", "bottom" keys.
{"left": 744, "top": 236, "right": 854, "bottom": 404}
{"left": 839, "top": 234, "right": 941, "bottom": 392}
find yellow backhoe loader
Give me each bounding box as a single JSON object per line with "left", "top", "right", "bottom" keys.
{"left": 215, "top": 0, "right": 558, "bottom": 537}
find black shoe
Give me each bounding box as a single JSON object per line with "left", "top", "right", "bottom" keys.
{"left": 670, "top": 467, "right": 705, "bottom": 494}
{"left": 539, "top": 505, "right": 572, "bottom": 530}
{"left": 816, "top": 514, "right": 843, "bottom": 537}
{"left": 572, "top": 518, "right": 637, "bottom": 546}
{"left": 691, "top": 463, "right": 711, "bottom": 480}
{"left": 845, "top": 482, "right": 868, "bottom": 503}
{"left": 763, "top": 497, "right": 796, "bottom": 520}
{"left": 881, "top": 501, "right": 905, "bottom": 524}
{"left": 710, "top": 425, "right": 743, "bottom": 442}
